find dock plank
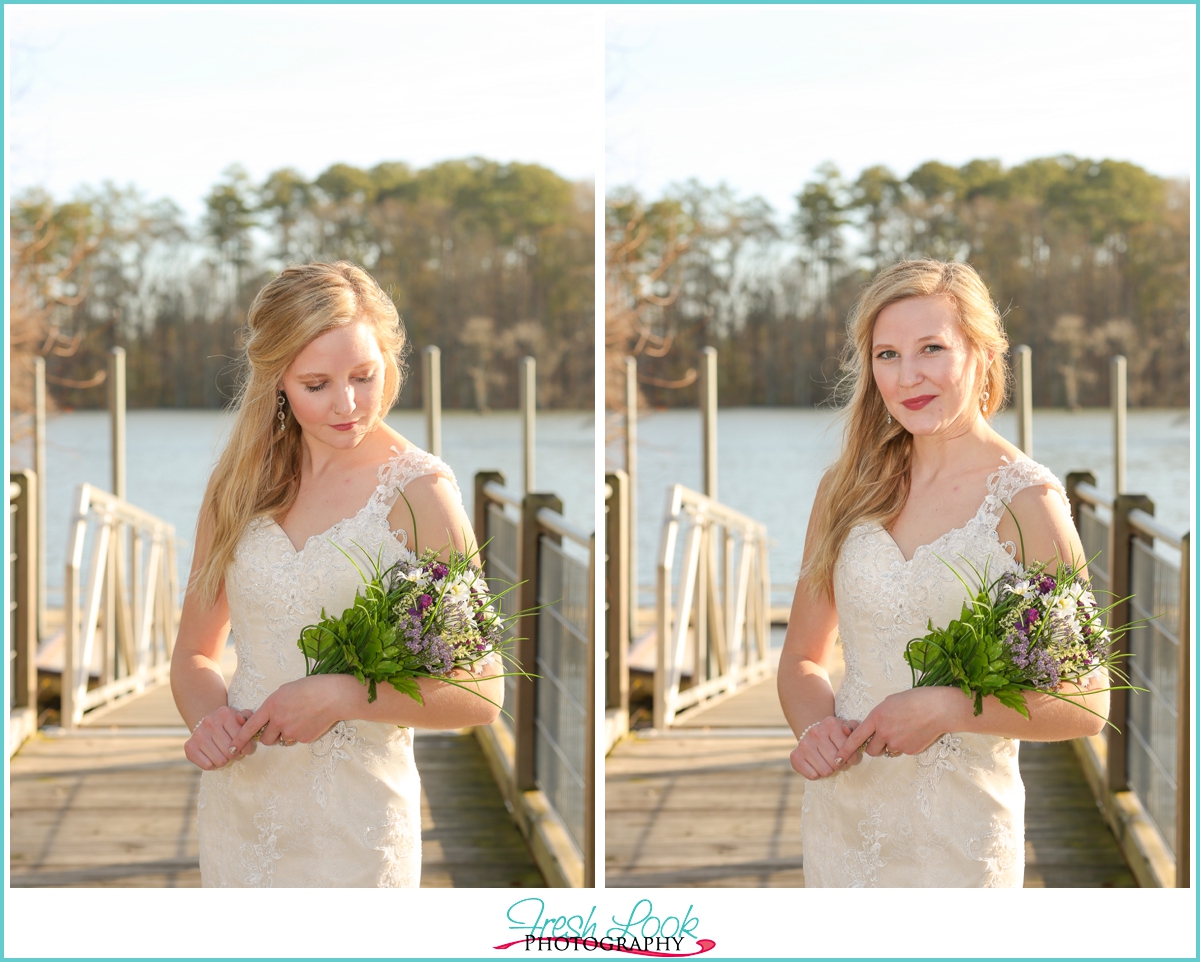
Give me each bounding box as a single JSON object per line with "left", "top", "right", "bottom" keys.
{"left": 606, "top": 670, "right": 1136, "bottom": 888}
{"left": 10, "top": 692, "right": 542, "bottom": 887}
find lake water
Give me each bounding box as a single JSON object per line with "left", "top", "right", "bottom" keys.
{"left": 608, "top": 407, "right": 1192, "bottom": 605}
{"left": 13, "top": 409, "right": 595, "bottom": 607}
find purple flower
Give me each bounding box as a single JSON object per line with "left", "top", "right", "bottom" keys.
{"left": 1038, "top": 575, "right": 1056, "bottom": 594}
{"left": 417, "top": 593, "right": 433, "bottom": 611}
{"left": 1023, "top": 608, "right": 1040, "bottom": 627}
{"left": 428, "top": 563, "right": 450, "bottom": 581}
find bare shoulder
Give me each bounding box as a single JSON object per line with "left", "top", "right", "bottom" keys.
{"left": 387, "top": 471, "right": 475, "bottom": 556}
{"left": 995, "top": 479, "right": 1084, "bottom": 571}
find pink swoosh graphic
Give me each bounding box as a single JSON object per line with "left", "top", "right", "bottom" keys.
{"left": 493, "top": 937, "right": 717, "bottom": 958}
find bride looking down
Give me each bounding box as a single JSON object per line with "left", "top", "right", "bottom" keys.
{"left": 170, "top": 261, "right": 501, "bottom": 887}
{"left": 777, "top": 259, "right": 1108, "bottom": 887}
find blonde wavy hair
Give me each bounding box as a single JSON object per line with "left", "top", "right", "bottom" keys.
{"left": 806, "top": 260, "right": 1009, "bottom": 599}
{"left": 193, "top": 261, "right": 406, "bottom": 604}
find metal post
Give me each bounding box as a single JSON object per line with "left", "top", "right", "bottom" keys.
{"left": 515, "top": 492, "right": 561, "bottom": 791}
{"left": 1176, "top": 531, "right": 1190, "bottom": 888}
{"left": 624, "top": 355, "right": 638, "bottom": 629}
{"left": 1014, "top": 344, "right": 1032, "bottom": 457}
{"left": 108, "top": 348, "right": 126, "bottom": 500}
{"left": 605, "top": 471, "right": 630, "bottom": 716}
{"left": 700, "top": 347, "right": 718, "bottom": 500}
{"left": 520, "top": 356, "right": 536, "bottom": 495}
{"left": 422, "top": 346, "right": 442, "bottom": 457}
{"left": 10, "top": 472, "right": 37, "bottom": 715}
{"left": 33, "top": 357, "right": 46, "bottom": 640}
{"left": 473, "top": 470, "right": 505, "bottom": 571}
{"left": 1112, "top": 355, "right": 1127, "bottom": 495}
{"left": 1065, "top": 471, "right": 1097, "bottom": 531}
{"left": 1106, "top": 492, "right": 1155, "bottom": 793}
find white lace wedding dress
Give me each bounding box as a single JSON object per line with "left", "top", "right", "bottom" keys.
{"left": 197, "top": 446, "right": 460, "bottom": 887}
{"left": 801, "top": 457, "right": 1067, "bottom": 887}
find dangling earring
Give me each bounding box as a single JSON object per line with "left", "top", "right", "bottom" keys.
{"left": 886, "top": 410, "right": 892, "bottom": 425}
{"left": 277, "top": 392, "right": 287, "bottom": 432}
{"left": 981, "top": 389, "right": 990, "bottom": 410}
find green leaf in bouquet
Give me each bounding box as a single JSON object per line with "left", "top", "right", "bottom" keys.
{"left": 993, "top": 688, "right": 1031, "bottom": 719}
{"left": 387, "top": 675, "right": 423, "bottom": 703}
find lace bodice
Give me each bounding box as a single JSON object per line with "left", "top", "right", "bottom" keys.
{"left": 197, "top": 445, "right": 460, "bottom": 888}
{"left": 801, "top": 456, "right": 1067, "bottom": 887}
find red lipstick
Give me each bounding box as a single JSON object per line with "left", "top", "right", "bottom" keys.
{"left": 901, "top": 395, "right": 936, "bottom": 410}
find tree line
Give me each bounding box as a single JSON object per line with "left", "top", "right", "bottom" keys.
{"left": 10, "top": 158, "right": 595, "bottom": 418}
{"left": 606, "top": 156, "right": 1189, "bottom": 411}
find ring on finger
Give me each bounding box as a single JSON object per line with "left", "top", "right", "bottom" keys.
{"left": 858, "top": 735, "right": 873, "bottom": 753}
{"left": 884, "top": 748, "right": 901, "bottom": 758}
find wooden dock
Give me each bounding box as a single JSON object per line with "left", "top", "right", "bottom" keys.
{"left": 606, "top": 671, "right": 1137, "bottom": 888}
{"left": 9, "top": 645, "right": 543, "bottom": 888}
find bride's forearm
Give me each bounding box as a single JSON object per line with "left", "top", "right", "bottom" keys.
{"left": 170, "top": 650, "right": 230, "bottom": 731}
{"left": 939, "top": 679, "right": 1110, "bottom": 742}
{"left": 777, "top": 654, "right": 838, "bottom": 738}
{"left": 329, "top": 671, "right": 504, "bottom": 729}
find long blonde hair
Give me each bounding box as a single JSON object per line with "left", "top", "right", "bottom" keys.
{"left": 193, "top": 261, "right": 406, "bottom": 603}
{"left": 806, "top": 260, "right": 1009, "bottom": 598}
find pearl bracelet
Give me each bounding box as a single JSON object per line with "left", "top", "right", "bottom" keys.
{"left": 798, "top": 720, "right": 821, "bottom": 741}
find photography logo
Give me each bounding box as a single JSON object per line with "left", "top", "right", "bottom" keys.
{"left": 496, "top": 898, "right": 716, "bottom": 956}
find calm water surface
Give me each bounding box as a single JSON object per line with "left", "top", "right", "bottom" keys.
{"left": 609, "top": 407, "right": 1191, "bottom": 604}
{"left": 15, "top": 409, "right": 594, "bottom": 605}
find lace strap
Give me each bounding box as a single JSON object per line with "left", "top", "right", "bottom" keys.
{"left": 375, "top": 445, "right": 462, "bottom": 508}
{"left": 979, "top": 456, "right": 1067, "bottom": 529}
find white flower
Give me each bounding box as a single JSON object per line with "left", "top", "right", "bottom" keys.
{"left": 1007, "top": 580, "right": 1035, "bottom": 599}
{"left": 445, "top": 582, "right": 471, "bottom": 604}
{"left": 1052, "top": 593, "right": 1078, "bottom": 615}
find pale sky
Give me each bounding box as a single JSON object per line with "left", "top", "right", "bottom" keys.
{"left": 7, "top": 5, "right": 600, "bottom": 218}
{"left": 607, "top": 5, "right": 1196, "bottom": 214}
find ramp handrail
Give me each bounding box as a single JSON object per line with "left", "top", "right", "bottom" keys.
{"left": 655, "top": 484, "right": 772, "bottom": 728}
{"left": 62, "top": 484, "right": 180, "bottom": 727}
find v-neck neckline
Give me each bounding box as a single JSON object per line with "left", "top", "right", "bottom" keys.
{"left": 269, "top": 447, "right": 411, "bottom": 555}
{"left": 876, "top": 457, "right": 1016, "bottom": 564}
{"left": 270, "top": 501, "right": 375, "bottom": 556}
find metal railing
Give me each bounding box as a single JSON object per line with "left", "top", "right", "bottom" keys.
{"left": 9, "top": 473, "right": 38, "bottom": 754}
{"left": 534, "top": 505, "right": 594, "bottom": 866}
{"left": 1066, "top": 471, "right": 1190, "bottom": 887}
{"left": 475, "top": 472, "right": 595, "bottom": 886}
{"left": 655, "top": 484, "right": 772, "bottom": 728}
{"left": 62, "top": 484, "right": 180, "bottom": 727}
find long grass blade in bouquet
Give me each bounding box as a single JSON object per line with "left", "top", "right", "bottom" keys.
{"left": 902, "top": 507, "right": 1149, "bottom": 730}
{"left": 297, "top": 530, "right": 535, "bottom": 716}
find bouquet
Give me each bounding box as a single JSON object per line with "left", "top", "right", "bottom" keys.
{"left": 903, "top": 552, "right": 1137, "bottom": 726}
{"left": 297, "top": 539, "right": 524, "bottom": 708}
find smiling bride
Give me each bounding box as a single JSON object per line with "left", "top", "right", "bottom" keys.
{"left": 777, "top": 259, "right": 1109, "bottom": 887}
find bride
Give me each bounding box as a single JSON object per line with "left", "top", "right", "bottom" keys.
{"left": 778, "top": 259, "right": 1109, "bottom": 887}
{"left": 170, "top": 261, "right": 502, "bottom": 887}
